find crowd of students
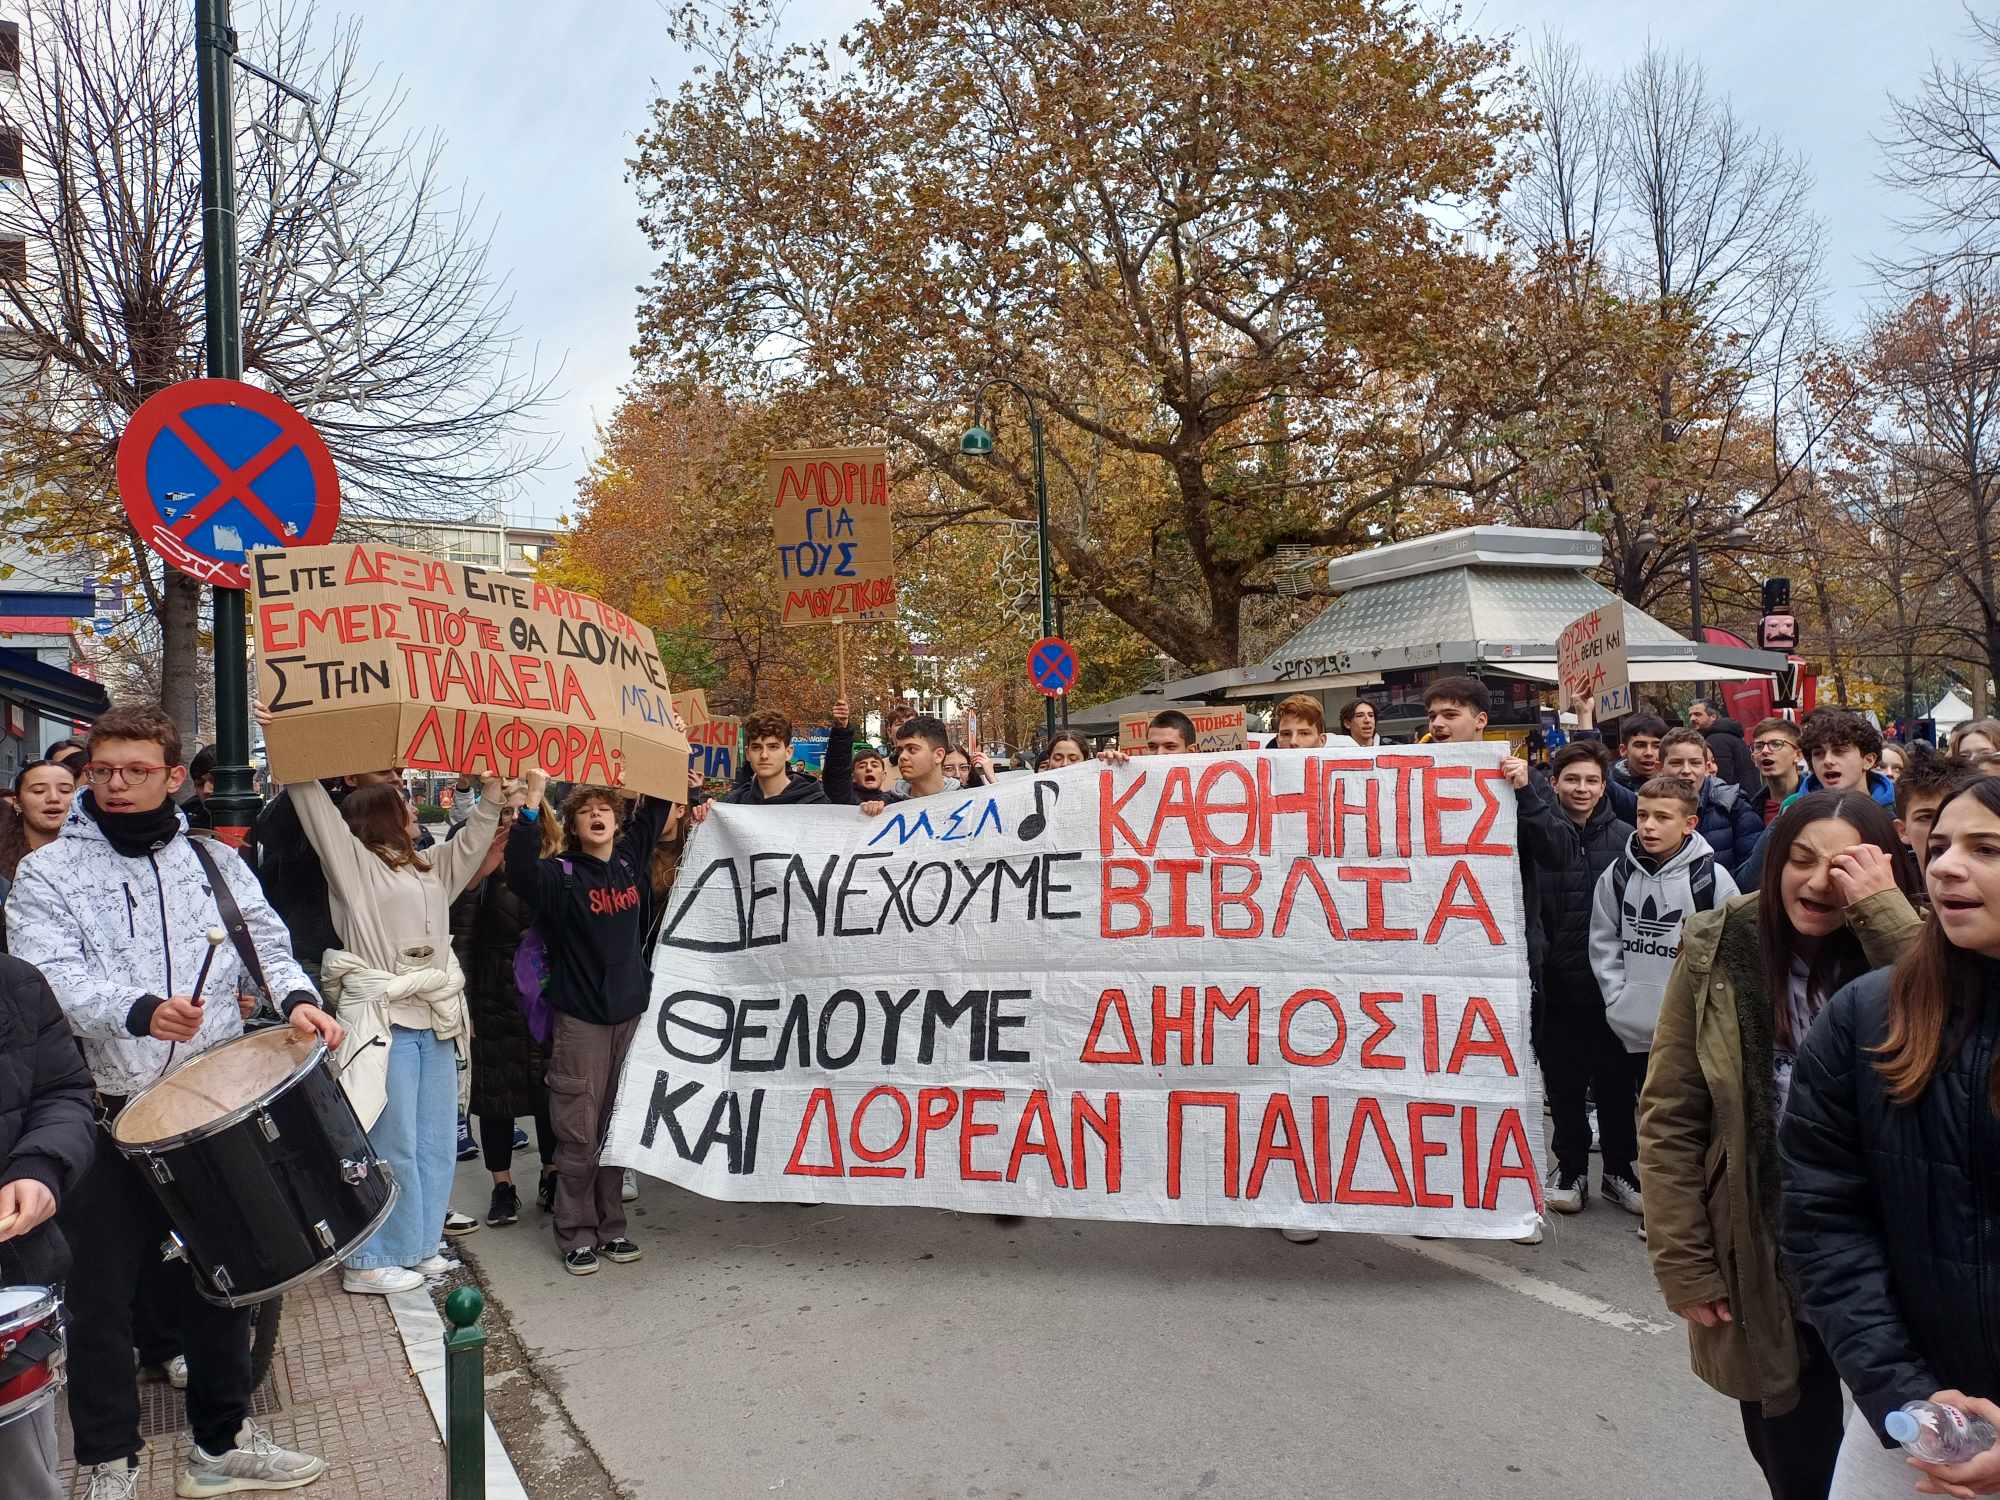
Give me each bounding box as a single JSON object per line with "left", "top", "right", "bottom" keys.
{"left": 4, "top": 683, "right": 2000, "bottom": 1495}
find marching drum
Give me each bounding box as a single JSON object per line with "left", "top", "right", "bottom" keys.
{"left": 112, "top": 1028, "right": 397, "bottom": 1307}
{"left": 0, "top": 1285, "right": 63, "bottom": 1427}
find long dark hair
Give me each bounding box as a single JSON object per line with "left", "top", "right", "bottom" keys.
{"left": 1039, "top": 731, "right": 1090, "bottom": 767}
{"left": 340, "top": 783, "right": 429, "bottom": 872}
{"left": 1881, "top": 777, "right": 2000, "bottom": 1109}
{"left": 1757, "top": 790, "right": 1918, "bottom": 1051}
{"left": 0, "top": 759, "right": 74, "bottom": 880}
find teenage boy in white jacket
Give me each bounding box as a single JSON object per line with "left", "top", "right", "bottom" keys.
{"left": 7, "top": 705, "right": 342, "bottom": 1499}
{"left": 1587, "top": 774, "right": 1737, "bottom": 1218}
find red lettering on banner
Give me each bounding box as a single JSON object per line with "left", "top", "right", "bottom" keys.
{"left": 1155, "top": 858, "right": 1203, "bottom": 938}
{"left": 1101, "top": 859, "right": 1151, "bottom": 937}
{"left": 785, "top": 1089, "right": 845, "bottom": 1177}
{"left": 345, "top": 545, "right": 456, "bottom": 595}
{"left": 1247, "top": 1093, "right": 1314, "bottom": 1202}
{"left": 1467, "top": 769, "right": 1511, "bottom": 855}
{"left": 1080, "top": 988, "right": 1143, "bottom": 1064}
{"left": 1151, "top": 985, "right": 1196, "bottom": 1067}
{"left": 1338, "top": 865, "right": 1417, "bottom": 940}
{"left": 1377, "top": 754, "right": 1427, "bottom": 857}
{"left": 1166, "top": 1091, "right": 1240, "bottom": 1199}
{"left": 1422, "top": 992, "right": 1441, "bottom": 1073}
{"left": 1359, "top": 992, "right": 1405, "bottom": 1069}
{"left": 1460, "top": 1106, "right": 1481, "bottom": 1207}
{"left": 1209, "top": 858, "right": 1263, "bottom": 937}
{"left": 1335, "top": 1097, "right": 1413, "bottom": 1206}
{"left": 1447, "top": 995, "right": 1518, "bottom": 1076}
{"left": 1272, "top": 859, "right": 1347, "bottom": 939}
{"left": 401, "top": 706, "right": 623, "bottom": 784}
{"left": 1422, "top": 764, "right": 1476, "bottom": 855}
{"left": 1424, "top": 861, "right": 1503, "bottom": 945}
{"left": 1255, "top": 756, "right": 1323, "bottom": 856}
{"left": 914, "top": 1087, "right": 957, "bottom": 1177}
{"left": 1192, "top": 762, "right": 1257, "bottom": 855}
{"left": 1407, "top": 1102, "right": 1455, "bottom": 1208}
{"left": 959, "top": 1088, "right": 1005, "bottom": 1182}
{"left": 1071, "top": 1092, "right": 1123, "bottom": 1193}
{"left": 1310, "top": 1095, "right": 1332, "bottom": 1202}
{"left": 1328, "top": 769, "right": 1382, "bottom": 857}
{"left": 849, "top": 1085, "right": 912, "bottom": 1178}
{"left": 1100, "top": 769, "right": 1150, "bottom": 855}
{"left": 1202, "top": 985, "right": 1259, "bottom": 1065}
{"left": 1005, "top": 1090, "right": 1068, "bottom": 1187}
{"left": 1483, "top": 1107, "right": 1542, "bottom": 1211}
{"left": 1278, "top": 989, "right": 1346, "bottom": 1066}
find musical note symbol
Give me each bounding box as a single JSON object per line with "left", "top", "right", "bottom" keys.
{"left": 1017, "top": 780, "right": 1059, "bottom": 841}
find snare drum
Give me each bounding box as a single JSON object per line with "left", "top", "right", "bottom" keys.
{"left": 111, "top": 1028, "right": 397, "bottom": 1306}
{"left": 0, "top": 1285, "right": 63, "bottom": 1428}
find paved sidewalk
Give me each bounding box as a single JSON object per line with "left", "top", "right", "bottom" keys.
{"left": 55, "top": 1268, "right": 448, "bottom": 1498}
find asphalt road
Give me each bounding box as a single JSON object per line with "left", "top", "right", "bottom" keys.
{"left": 452, "top": 1151, "right": 1770, "bottom": 1500}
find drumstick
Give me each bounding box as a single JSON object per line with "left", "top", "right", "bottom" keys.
{"left": 189, "top": 926, "right": 227, "bottom": 1006}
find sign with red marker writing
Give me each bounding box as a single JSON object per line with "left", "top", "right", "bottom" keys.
{"left": 249, "top": 543, "right": 690, "bottom": 800}
{"left": 1119, "top": 705, "right": 1247, "bottom": 753}
{"left": 767, "top": 446, "right": 896, "bottom": 626}
{"left": 604, "top": 746, "right": 1543, "bottom": 1238}
{"left": 1557, "top": 602, "right": 1632, "bottom": 719}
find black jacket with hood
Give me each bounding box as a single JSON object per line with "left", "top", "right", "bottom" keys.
{"left": 505, "top": 795, "right": 673, "bottom": 1026}
{"left": 1535, "top": 793, "right": 1634, "bottom": 983}
{"left": 722, "top": 771, "right": 830, "bottom": 807}
{"left": 0, "top": 954, "right": 94, "bottom": 1286}
{"left": 1704, "top": 718, "right": 1763, "bottom": 798}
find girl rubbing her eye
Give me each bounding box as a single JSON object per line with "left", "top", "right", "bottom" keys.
{"left": 1640, "top": 792, "right": 1922, "bottom": 1499}
{"left": 1782, "top": 777, "right": 2000, "bottom": 1498}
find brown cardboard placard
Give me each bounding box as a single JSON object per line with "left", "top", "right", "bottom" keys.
{"left": 672, "top": 688, "right": 713, "bottom": 728}
{"left": 1119, "top": 705, "right": 1247, "bottom": 753}
{"left": 766, "top": 446, "right": 896, "bottom": 626}
{"left": 250, "top": 543, "right": 690, "bottom": 800}
{"left": 688, "top": 714, "right": 741, "bottom": 783}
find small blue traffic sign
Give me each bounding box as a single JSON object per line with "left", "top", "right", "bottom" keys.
{"left": 1028, "top": 636, "right": 1077, "bottom": 698}
{"left": 116, "top": 379, "right": 341, "bottom": 590}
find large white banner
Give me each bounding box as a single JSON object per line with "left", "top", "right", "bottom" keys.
{"left": 604, "top": 746, "right": 1545, "bottom": 1238}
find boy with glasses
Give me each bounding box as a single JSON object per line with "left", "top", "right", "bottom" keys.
{"left": 7, "top": 705, "right": 342, "bottom": 1498}
{"left": 1749, "top": 718, "right": 1804, "bottom": 826}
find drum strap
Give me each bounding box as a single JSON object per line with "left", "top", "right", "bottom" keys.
{"left": 189, "top": 838, "right": 273, "bottom": 1001}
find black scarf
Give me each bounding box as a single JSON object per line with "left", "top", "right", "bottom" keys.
{"left": 82, "top": 789, "right": 183, "bottom": 858}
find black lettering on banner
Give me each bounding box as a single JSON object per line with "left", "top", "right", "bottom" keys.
{"left": 657, "top": 990, "right": 732, "bottom": 1064}
{"left": 920, "top": 988, "right": 988, "bottom": 1064}
{"left": 731, "top": 996, "right": 780, "bottom": 1069}
{"left": 663, "top": 859, "right": 748, "bottom": 952}
{"left": 639, "top": 1071, "right": 703, "bottom": 1153}
{"left": 1040, "top": 851, "right": 1084, "bottom": 921}
{"left": 876, "top": 988, "right": 920, "bottom": 1064}
{"left": 987, "top": 989, "right": 1030, "bottom": 1062}
{"left": 746, "top": 851, "right": 793, "bottom": 947}
{"left": 267, "top": 654, "right": 309, "bottom": 711}
{"left": 771, "top": 993, "right": 810, "bottom": 1068}
{"left": 835, "top": 853, "right": 891, "bottom": 936}
{"left": 816, "top": 988, "right": 867, "bottom": 1069}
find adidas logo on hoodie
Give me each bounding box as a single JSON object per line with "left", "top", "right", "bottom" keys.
{"left": 1588, "top": 828, "right": 1740, "bottom": 1052}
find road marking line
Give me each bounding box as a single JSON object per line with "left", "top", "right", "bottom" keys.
{"left": 1382, "top": 1235, "right": 1675, "bottom": 1335}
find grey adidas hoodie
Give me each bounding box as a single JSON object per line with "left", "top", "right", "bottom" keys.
{"left": 1588, "top": 828, "right": 1739, "bottom": 1053}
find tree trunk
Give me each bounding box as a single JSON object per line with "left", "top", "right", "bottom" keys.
{"left": 156, "top": 571, "right": 203, "bottom": 748}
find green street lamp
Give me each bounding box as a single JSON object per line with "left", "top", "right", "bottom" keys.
{"left": 960, "top": 379, "right": 1056, "bottom": 742}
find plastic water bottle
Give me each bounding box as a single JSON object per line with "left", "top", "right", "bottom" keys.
{"left": 1886, "top": 1401, "right": 1999, "bottom": 1463}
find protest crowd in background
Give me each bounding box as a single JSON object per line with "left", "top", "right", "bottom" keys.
{"left": 7, "top": 613, "right": 2000, "bottom": 1499}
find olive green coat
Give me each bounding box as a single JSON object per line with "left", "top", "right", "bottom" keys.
{"left": 1636, "top": 886, "right": 1921, "bottom": 1414}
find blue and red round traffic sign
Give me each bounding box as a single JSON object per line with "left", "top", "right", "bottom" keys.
{"left": 116, "top": 378, "right": 341, "bottom": 590}
{"left": 1027, "top": 635, "right": 1077, "bottom": 698}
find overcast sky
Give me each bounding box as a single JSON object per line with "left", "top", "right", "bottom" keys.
{"left": 339, "top": 1, "right": 1978, "bottom": 529}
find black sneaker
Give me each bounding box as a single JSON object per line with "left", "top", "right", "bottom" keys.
{"left": 456, "top": 1117, "right": 478, "bottom": 1162}
{"left": 537, "top": 1170, "right": 558, "bottom": 1214}
{"left": 487, "top": 1182, "right": 520, "bottom": 1227}
{"left": 511, "top": 1126, "right": 530, "bottom": 1153}
{"left": 563, "top": 1247, "right": 599, "bottom": 1276}
{"left": 598, "top": 1238, "right": 642, "bottom": 1263}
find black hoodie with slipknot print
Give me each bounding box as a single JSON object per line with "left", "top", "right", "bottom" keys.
{"left": 505, "top": 795, "right": 673, "bottom": 1025}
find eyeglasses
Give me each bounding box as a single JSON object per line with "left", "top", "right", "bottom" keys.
{"left": 82, "top": 762, "right": 168, "bottom": 787}
{"left": 1751, "top": 739, "right": 1798, "bottom": 753}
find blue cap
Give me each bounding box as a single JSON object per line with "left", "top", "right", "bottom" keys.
{"left": 1885, "top": 1410, "right": 1920, "bottom": 1444}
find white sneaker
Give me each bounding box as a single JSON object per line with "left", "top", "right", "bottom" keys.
{"left": 411, "top": 1253, "right": 458, "bottom": 1277}
{"left": 1279, "top": 1227, "right": 1320, "bottom": 1244}
{"left": 442, "top": 1209, "right": 480, "bottom": 1238}
{"left": 342, "top": 1265, "right": 424, "bottom": 1295}
{"left": 166, "top": 1352, "right": 188, "bottom": 1388}
{"left": 84, "top": 1462, "right": 140, "bottom": 1500}
{"left": 621, "top": 1168, "right": 639, "bottom": 1203}
{"left": 177, "top": 1423, "right": 326, "bottom": 1495}
{"left": 1545, "top": 1167, "right": 1586, "bottom": 1214}
{"left": 1512, "top": 1223, "right": 1545, "bottom": 1245}
{"left": 1601, "top": 1173, "right": 1645, "bottom": 1217}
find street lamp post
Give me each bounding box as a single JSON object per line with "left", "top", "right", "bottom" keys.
{"left": 961, "top": 379, "right": 1057, "bottom": 743}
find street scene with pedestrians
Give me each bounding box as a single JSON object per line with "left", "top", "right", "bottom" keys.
{"left": 3, "top": 2, "right": 2000, "bottom": 1498}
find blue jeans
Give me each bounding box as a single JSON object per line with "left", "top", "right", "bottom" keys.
{"left": 346, "top": 1026, "right": 457, "bottom": 1269}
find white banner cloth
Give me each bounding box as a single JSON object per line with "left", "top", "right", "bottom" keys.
{"left": 604, "top": 746, "right": 1545, "bottom": 1238}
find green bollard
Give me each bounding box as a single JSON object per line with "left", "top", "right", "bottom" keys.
{"left": 444, "top": 1285, "right": 487, "bottom": 1500}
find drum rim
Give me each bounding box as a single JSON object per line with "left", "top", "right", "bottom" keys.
{"left": 190, "top": 1165, "right": 400, "bottom": 1308}
{"left": 112, "top": 1029, "right": 330, "bottom": 1153}
{"left": 0, "top": 1284, "right": 59, "bottom": 1329}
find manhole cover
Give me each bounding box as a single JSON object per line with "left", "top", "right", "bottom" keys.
{"left": 137, "top": 1368, "right": 282, "bottom": 1438}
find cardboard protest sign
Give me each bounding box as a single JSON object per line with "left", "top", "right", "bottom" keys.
{"left": 672, "top": 688, "right": 712, "bottom": 728}
{"left": 767, "top": 447, "right": 895, "bottom": 626}
{"left": 1119, "top": 705, "right": 1246, "bottom": 753}
{"left": 1557, "top": 603, "right": 1632, "bottom": 719}
{"left": 250, "top": 543, "right": 689, "bottom": 800}
{"left": 605, "top": 746, "right": 1544, "bottom": 1238}
{"left": 688, "top": 715, "right": 740, "bottom": 783}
